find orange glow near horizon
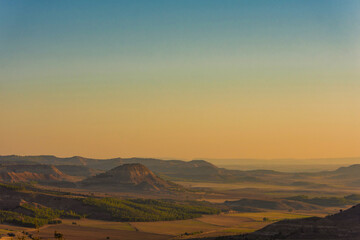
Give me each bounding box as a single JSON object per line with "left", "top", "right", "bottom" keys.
{"left": 1, "top": 1, "right": 360, "bottom": 162}
{"left": 1, "top": 79, "right": 360, "bottom": 160}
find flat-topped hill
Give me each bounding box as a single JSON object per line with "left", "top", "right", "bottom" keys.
{"left": 80, "top": 163, "right": 182, "bottom": 192}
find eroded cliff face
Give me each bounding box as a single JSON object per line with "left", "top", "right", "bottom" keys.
{"left": 0, "top": 164, "right": 72, "bottom": 182}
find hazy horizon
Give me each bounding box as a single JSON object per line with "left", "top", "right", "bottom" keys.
{"left": 1, "top": 153, "right": 360, "bottom": 172}
{"left": 1, "top": 0, "right": 360, "bottom": 160}
{"left": 1, "top": 2, "right": 360, "bottom": 239}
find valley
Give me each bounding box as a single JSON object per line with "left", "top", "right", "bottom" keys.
{"left": 0, "top": 155, "right": 359, "bottom": 240}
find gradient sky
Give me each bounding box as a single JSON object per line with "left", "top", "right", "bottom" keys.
{"left": 1, "top": 0, "right": 360, "bottom": 160}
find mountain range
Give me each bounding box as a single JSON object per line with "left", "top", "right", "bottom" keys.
{"left": 0, "top": 155, "right": 360, "bottom": 188}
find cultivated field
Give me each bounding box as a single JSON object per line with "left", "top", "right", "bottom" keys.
{"left": 227, "top": 211, "right": 320, "bottom": 221}
{"left": 128, "top": 211, "right": 324, "bottom": 239}
{"left": 0, "top": 178, "right": 347, "bottom": 240}
{"left": 130, "top": 219, "right": 223, "bottom": 236}
{"left": 30, "top": 224, "right": 171, "bottom": 240}
{"left": 0, "top": 210, "right": 324, "bottom": 240}
{"left": 61, "top": 219, "right": 135, "bottom": 231}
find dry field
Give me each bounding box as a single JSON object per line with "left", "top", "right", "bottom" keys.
{"left": 227, "top": 211, "right": 319, "bottom": 221}
{"left": 129, "top": 211, "right": 322, "bottom": 239}
{"left": 0, "top": 223, "right": 30, "bottom": 238}
{"left": 30, "top": 224, "right": 171, "bottom": 240}
{"left": 61, "top": 219, "right": 135, "bottom": 231}
{"left": 0, "top": 211, "right": 323, "bottom": 240}
{"left": 196, "top": 214, "right": 253, "bottom": 227}
{"left": 187, "top": 211, "right": 318, "bottom": 238}
{"left": 130, "top": 219, "right": 223, "bottom": 236}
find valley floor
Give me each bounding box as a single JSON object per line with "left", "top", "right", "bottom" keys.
{"left": 0, "top": 177, "right": 356, "bottom": 239}
{"left": 0, "top": 210, "right": 327, "bottom": 240}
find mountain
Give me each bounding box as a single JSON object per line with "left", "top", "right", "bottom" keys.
{"left": 0, "top": 155, "right": 271, "bottom": 182}
{"left": 194, "top": 204, "right": 360, "bottom": 240}
{"left": 80, "top": 163, "right": 182, "bottom": 192}
{"left": 0, "top": 164, "right": 72, "bottom": 183}
{"left": 1, "top": 155, "right": 359, "bottom": 186}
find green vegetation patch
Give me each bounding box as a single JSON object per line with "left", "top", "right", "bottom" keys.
{"left": 0, "top": 210, "right": 48, "bottom": 228}
{"left": 20, "top": 204, "right": 83, "bottom": 220}
{"left": 0, "top": 182, "right": 26, "bottom": 191}
{"left": 0, "top": 204, "right": 84, "bottom": 228}
{"left": 81, "top": 197, "right": 220, "bottom": 221}
{"left": 285, "top": 195, "right": 358, "bottom": 207}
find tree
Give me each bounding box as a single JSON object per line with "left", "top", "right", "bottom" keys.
{"left": 54, "top": 231, "right": 64, "bottom": 240}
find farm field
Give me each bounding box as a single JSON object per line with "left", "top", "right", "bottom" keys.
{"left": 227, "top": 211, "right": 321, "bottom": 221}
{"left": 0, "top": 210, "right": 324, "bottom": 240}
{"left": 130, "top": 219, "right": 223, "bottom": 236}
{"left": 0, "top": 223, "right": 31, "bottom": 238}
{"left": 175, "top": 181, "right": 296, "bottom": 192}
{"left": 61, "top": 219, "right": 135, "bottom": 231}
{"left": 190, "top": 211, "right": 322, "bottom": 238}
{"left": 29, "top": 224, "right": 171, "bottom": 240}
{"left": 196, "top": 214, "right": 253, "bottom": 227}
{"left": 129, "top": 211, "right": 323, "bottom": 239}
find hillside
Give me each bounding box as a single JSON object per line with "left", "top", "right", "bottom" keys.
{"left": 1, "top": 155, "right": 359, "bottom": 187}
{"left": 194, "top": 204, "right": 360, "bottom": 240}
{"left": 322, "top": 164, "right": 360, "bottom": 187}
{"left": 80, "top": 163, "right": 183, "bottom": 192}
{"left": 224, "top": 198, "right": 320, "bottom": 212}
{"left": 56, "top": 165, "right": 103, "bottom": 178}
{"left": 0, "top": 164, "right": 72, "bottom": 183}
{"left": 0, "top": 155, "right": 286, "bottom": 183}
{"left": 0, "top": 183, "right": 220, "bottom": 228}
{"left": 250, "top": 204, "right": 360, "bottom": 240}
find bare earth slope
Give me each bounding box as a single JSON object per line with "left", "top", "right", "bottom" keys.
{"left": 0, "top": 164, "right": 72, "bottom": 182}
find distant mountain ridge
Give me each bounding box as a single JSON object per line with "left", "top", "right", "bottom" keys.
{"left": 0, "top": 155, "right": 359, "bottom": 186}
{"left": 0, "top": 155, "right": 241, "bottom": 182}
{"left": 0, "top": 155, "right": 283, "bottom": 182}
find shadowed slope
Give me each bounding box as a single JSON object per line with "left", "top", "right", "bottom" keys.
{"left": 193, "top": 204, "right": 360, "bottom": 240}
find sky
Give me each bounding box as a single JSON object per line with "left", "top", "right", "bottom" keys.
{"left": 0, "top": 0, "right": 360, "bottom": 161}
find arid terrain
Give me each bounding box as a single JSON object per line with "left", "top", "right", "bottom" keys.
{"left": 0, "top": 155, "right": 359, "bottom": 239}
{"left": 2, "top": 0, "right": 359, "bottom": 238}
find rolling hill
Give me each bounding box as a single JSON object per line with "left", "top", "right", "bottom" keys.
{"left": 194, "top": 204, "right": 360, "bottom": 240}
{"left": 0, "top": 155, "right": 286, "bottom": 183}
{"left": 0, "top": 183, "right": 220, "bottom": 227}
{"left": 0, "top": 155, "right": 359, "bottom": 187}
{"left": 80, "top": 163, "right": 183, "bottom": 192}
{"left": 224, "top": 198, "right": 320, "bottom": 212}
{"left": 56, "top": 165, "right": 103, "bottom": 178}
